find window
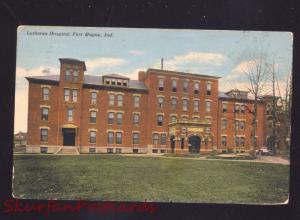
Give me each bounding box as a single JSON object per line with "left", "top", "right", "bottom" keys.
{"left": 116, "top": 113, "right": 123, "bottom": 125}
{"left": 64, "top": 89, "right": 70, "bottom": 101}
{"left": 91, "top": 92, "right": 97, "bottom": 104}
{"left": 172, "top": 79, "right": 177, "bottom": 92}
{"left": 153, "top": 133, "right": 159, "bottom": 145}
{"left": 183, "top": 80, "right": 188, "bottom": 93}
{"left": 221, "top": 136, "right": 227, "bottom": 146}
{"left": 241, "top": 105, "right": 245, "bottom": 114}
{"left": 235, "top": 136, "right": 240, "bottom": 147}
{"left": 42, "top": 88, "right": 49, "bottom": 100}
{"left": 240, "top": 137, "right": 245, "bottom": 147}
{"left": 194, "top": 100, "right": 199, "bottom": 112}
{"left": 90, "top": 111, "right": 96, "bottom": 123}
{"left": 133, "top": 96, "right": 140, "bottom": 108}
{"left": 235, "top": 104, "right": 240, "bottom": 113}
{"left": 133, "top": 114, "right": 140, "bottom": 125}
{"left": 108, "top": 132, "right": 114, "bottom": 144}
{"left": 116, "top": 148, "right": 122, "bottom": 153}
{"left": 180, "top": 138, "right": 185, "bottom": 149}
{"left": 194, "top": 82, "right": 199, "bottom": 94}
{"left": 158, "top": 78, "right": 164, "bottom": 91}
{"left": 205, "top": 127, "right": 211, "bottom": 133}
{"left": 171, "top": 98, "right": 177, "bottom": 110}
{"left": 40, "top": 129, "right": 48, "bottom": 142}
{"left": 73, "top": 69, "right": 79, "bottom": 82}
{"left": 133, "top": 149, "right": 139, "bottom": 153}
{"left": 105, "top": 79, "right": 110, "bottom": 85}
{"left": 157, "top": 115, "right": 163, "bottom": 126}
{"left": 182, "top": 116, "right": 188, "bottom": 121}
{"left": 161, "top": 133, "right": 167, "bottom": 145}
{"left": 111, "top": 80, "right": 116, "bottom": 85}
{"left": 122, "top": 81, "right": 128, "bottom": 86}
{"left": 41, "top": 107, "right": 49, "bottom": 121}
{"left": 222, "top": 103, "right": 227, "bottom": 113}
{"left": 109, "top": 94, "right": 114, "bottom": 106}
{"left": 161, "top": 149, "right": 166, "bottom": 153}
{"left": 117, "top": 80, "right": 122, "bottom": 86}
{"left": 90, "top": 131, "right": 96, "bottom": 143}
{"left": 133, "top": 133, "right": 139, "bottom": 144}
{"left": 235, "top": 120, "right": 239, "bottom": 131}
{"left": 116, "top": 132, "right": 122, "bottom": 144}
{"left": 171, "top": 116, "right": 177, "bottom": 123}
{"left": 89, "top": 148, "right": 96, "bottom": 153}
{"left": 158, "top": 97, "right": 164, "bottom": 109}
{"left": 72, "top": 89, "right": 78, "bottom": 102}
{"left": 107, "top": 148, "right": 113, "bottom": 153}
{"left": 221, "top": 119, "right": 227, "bottom": 129}
{"left": 182, "top": 99, "right": 188, "bottom": 111}
{"left": 67, "top": 108, "right": 73, "bottom": 121}
{"left": 193, "top": 117, "right": 200, "bottom": 122}
{"left": 240, "top": 121, "right": 245, "bottom": 130}
{"left": 65, "top": 69, "right": 71, "bottom": 81}
{"left": 152, "top": 149, "right": 158, "bottom": 153}
{"left": 40, "top": 147, "right": 48, "bottom": 153}
{"left": 206, "top": 101, "right": 211, "bottom": 112}
{"left": 206, "top": 83, "right": 212, "bottom": 95}
{"left": 117, "top": 95, "right": 123, "bottom": 107}
{"left": 108, "top": 112, "right": 114, "bottom": 124}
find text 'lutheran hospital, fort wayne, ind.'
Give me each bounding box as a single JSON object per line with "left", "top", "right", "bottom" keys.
{"left": 25, "top": 58, "right": 280, "bottom": 155}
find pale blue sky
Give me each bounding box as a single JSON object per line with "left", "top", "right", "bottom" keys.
{"left": 14, "top": 26, "right": 293, "bottom": 132}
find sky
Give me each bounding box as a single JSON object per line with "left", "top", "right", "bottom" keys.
{"left": 14, "top": 26, "right": 293, "bottom": 133}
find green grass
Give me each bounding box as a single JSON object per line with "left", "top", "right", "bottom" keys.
{"left": 13, "top": 155, "right": 289, "bottom": 204}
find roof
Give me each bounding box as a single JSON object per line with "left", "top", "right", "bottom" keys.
{"left": 26, "top": 75, "right": 148, "bottom": 91}
{"left": 147, "top": 68, "right": 221, "bottom": 79}
{"left": 103, "top": 73, "right": 130, "bottom": 80}
{"left": 59, "top": 58, "right": 86, "bottom": 71}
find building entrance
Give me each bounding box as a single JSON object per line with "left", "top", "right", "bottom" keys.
{"left": 188, "top": 135, "right": 201, "bottom": 153}
{"left": 63, "top": 128, "right": 76, "bottom": 146}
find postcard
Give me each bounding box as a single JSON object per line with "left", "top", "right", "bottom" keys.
{"left": 13, "top": 26, "right": 292, "bottom": 204}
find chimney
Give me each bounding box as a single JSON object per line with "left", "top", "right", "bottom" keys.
{"left": 161, "top": 58, "right": 164, "bottom": 70}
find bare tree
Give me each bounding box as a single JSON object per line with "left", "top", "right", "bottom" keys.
{"left": 243, "top": 54, "right": 270, "bottom": 151}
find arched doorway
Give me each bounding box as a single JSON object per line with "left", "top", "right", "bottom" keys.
{"left": 170, "top": 135, "right": 175, "bottom": 153}
{"left": 188, "top": 135, "right": 201, "bottom": 153}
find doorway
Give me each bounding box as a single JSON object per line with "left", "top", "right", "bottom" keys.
{"left": 188, "top": 135, "right": 201, "bottom": 153}
{"left": 63, "top": 128, "right": 76, "bottom": 146}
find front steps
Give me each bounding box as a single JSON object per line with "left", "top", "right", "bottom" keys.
{"left": 56, "top": 146, "right": 79, "bottom": 155}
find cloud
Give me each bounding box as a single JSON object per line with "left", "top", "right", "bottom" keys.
{"left": 152, "top": 52, "right": 226, "bottom": 74}
{"left": 15, "top": 65, "right": 58, "bottom": 133}
{"left": 85, "top": 57, "right": 128, "bottom": 72}
{"left": 221, "top": 60, "right": 289, "bottom": 98}
{"left": 16, "top": 66, "right": 59, "bottom": 89}
{"left": 129, "top": 50, "right": 144, "bottom": 56}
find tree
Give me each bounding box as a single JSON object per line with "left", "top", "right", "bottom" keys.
{"left": 243, "top": 54, "right": 270, "bottom": 151}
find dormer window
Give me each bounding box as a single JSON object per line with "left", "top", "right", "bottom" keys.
{"left": 117, "top": 80, "right": 122, "bottom": 86}
{"left": 111, "top": 79, "right": 116, "bottom": 85}
{"left": 122, "top": 81, "right": 127, "bottom": 86}
{"left": 105, "top": 80, "right": 110, "bottom": 85}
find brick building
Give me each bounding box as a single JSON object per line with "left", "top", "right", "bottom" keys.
{"left": 25, "top": 58, "right": 267, "bottom": 154}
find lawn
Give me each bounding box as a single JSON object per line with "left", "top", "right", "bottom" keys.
{"left": 12, "top": 155, "right": 289, "bottom": 204}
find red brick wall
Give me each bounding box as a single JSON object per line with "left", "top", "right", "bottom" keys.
{"left": 141, "top": 70, "right": 219, "bottom": 151}
{"left": 218, "top": 98, "right": 266, "bottom": 151}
